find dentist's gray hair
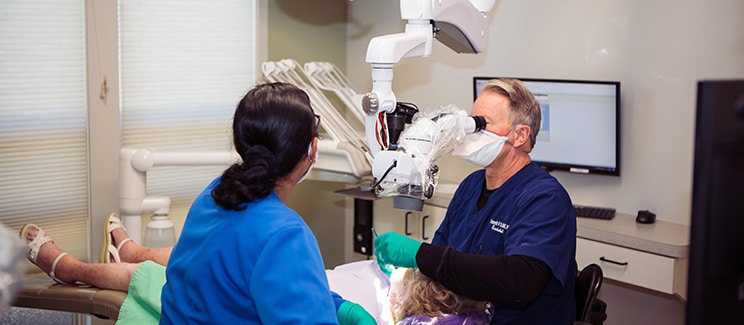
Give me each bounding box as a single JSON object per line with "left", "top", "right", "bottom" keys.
{"left": 480, "top": 78, "right": 542, "bottom": 151}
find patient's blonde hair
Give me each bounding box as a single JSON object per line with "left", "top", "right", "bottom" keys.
{"left": 389, "top": 268, "right": 491, "bottom": 323}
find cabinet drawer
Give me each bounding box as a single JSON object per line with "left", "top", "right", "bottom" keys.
{"left": 577, "top": 237, "right": 675, "bottom": 294}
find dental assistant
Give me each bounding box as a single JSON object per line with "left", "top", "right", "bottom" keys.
{"left": 160, "top": 82, "right": 374, "bottom": 324}
{"left": 375, "top": 78, "right": 577, "bottom": 324}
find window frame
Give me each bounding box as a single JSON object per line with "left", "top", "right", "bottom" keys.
{"left": 85, "top": 0, "right": 267, "bottom": 259}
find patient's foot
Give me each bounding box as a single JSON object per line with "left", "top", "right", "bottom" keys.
{"left": 107, "top": 220, "right": 171, "bottom": 266}
{"left": 111, "top": 227, "right": 135, "bottom": 262}
{"left": 24, "top": 228, "right": 74, "bottom": 284}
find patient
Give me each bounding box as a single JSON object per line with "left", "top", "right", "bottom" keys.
{"left": 19, "top": 212, "right": 169, "bottom": 292}
{"left": 22, "top": 216, "right": 492, "bottom": 325}
{"left": 389, "top": 267, "right": 492, "bottom": 325}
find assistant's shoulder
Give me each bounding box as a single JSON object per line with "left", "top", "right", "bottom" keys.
{"left": 243, "top": 195, "right": 307, "bottom": 229}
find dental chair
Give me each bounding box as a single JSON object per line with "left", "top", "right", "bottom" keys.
{"left": 574, "top": 263, "right": 607, "bottom": 325}
{"left": 13, "top": 271, "right": 126, "bottom": 320}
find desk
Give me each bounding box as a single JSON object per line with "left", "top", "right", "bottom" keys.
{"left": 576, "top": 213, "right": 689, "bottom": 299}
{"left": 576, "top": 213, "right": 689, "bottom": 259}
{"left": 361, "top": 183, "right": 691, "bottom": 298}
{"left": 430, "top": 185, "right": 691, "bottom": 298}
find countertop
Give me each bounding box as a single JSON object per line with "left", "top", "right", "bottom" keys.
{"left": 577, "top": 213, "right": 689, "bottom": 258}
{"left": 341, "top": 183, "right": 691, "bottom": 259}
{"left": 427, "top": 183, "right": 690, "bottom": 258}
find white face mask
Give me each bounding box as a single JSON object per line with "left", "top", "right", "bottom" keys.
{"left": 453, "top": 128, "right": 514, "bottom": 167}
{"left": 297, "top": 142, "right": 316, "bottom": 184}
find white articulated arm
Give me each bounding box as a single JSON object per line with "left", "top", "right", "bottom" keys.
{"left": 363, "top": 0, "right": 494, "bottom": 156}
{"left": 119, "top": 148, "right": 239, "bottom": 243}
{"left": 361, "top": 0, "right": 495, "bottom": 209}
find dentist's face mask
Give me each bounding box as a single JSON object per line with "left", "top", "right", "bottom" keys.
{"left": 453, "top": 126, "right": 516, "bottom": 167}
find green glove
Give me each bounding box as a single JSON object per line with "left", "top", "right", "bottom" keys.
{"left": 373, "top": 231, "right": 422, "bottom": 276}
{"left": 336, "top": 301, "right": 376, "bottom": 325}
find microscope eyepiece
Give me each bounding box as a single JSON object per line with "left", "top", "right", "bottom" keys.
{"left": 471, "top": 115, "right": 487, "bottom": 132}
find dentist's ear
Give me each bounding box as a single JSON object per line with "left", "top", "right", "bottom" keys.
{"left": 512, "top": 125, "right": 532, "bottom": 150}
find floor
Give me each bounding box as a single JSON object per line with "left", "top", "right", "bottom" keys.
{"left": 0, "top": 307, "right": 73, "bottom": 325}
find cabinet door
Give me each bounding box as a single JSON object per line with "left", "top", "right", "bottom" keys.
{"left": 373, "top": 199, "right": 447, "bottom": 243}
{"left": 373, "top": 199, "right": 420, "bottom": 239}
{"left": 420, "top": 204, "right": 446, "bottom": 243}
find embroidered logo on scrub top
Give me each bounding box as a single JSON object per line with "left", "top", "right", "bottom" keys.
{"left": 489, "top": 219, "right": 510, "bottom": 234}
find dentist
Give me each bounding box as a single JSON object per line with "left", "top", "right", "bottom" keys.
{"left": 374, "top": 78, "right": 578, "bottom": 325}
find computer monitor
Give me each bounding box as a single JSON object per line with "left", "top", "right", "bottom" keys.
{"left": 473, "top": 77, "right": 621, "bottom": 176}
{"left": 686, "top": 79, "right": 744, "bottom": 324}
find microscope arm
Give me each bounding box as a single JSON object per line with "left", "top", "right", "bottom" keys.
{"left": 362, "top": 0, "right": 495, "bottom": 157}
{"left": 360, "top": 0, "right": 495, "bottom": 209}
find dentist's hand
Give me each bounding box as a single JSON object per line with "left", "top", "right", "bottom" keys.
{"left": 373, "top": 232, "right": 422, "bottom": 276}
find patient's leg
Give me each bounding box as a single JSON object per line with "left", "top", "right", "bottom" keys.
{"left": 25, "top": 228, "right": 138, "bottom": 292}
{"left": 111, "top": 226, "right": 172, "bottom": 266}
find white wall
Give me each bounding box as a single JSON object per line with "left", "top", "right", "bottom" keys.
{"left": 345, "top": 1, "right": 744, "bottom": 324}
{"left": 345, "top": 0, "right": 744, "bottom": 226}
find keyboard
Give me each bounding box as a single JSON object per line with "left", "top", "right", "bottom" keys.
{"left": 573, "top": 205, "right": 616, "bottom": 220}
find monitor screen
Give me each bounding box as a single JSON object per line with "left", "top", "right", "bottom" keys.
{"left": 473, "top": 77, "right": 621, "bottom": 176}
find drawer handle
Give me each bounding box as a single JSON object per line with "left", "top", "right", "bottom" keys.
{"left": 422, "top": 215, "right": 429, "bottom": 240}
{"left": 599, "top": 256, "right": 628, "bottom": 266}
{"left": 404, "top": 212, "right": 413, "bottom": 235}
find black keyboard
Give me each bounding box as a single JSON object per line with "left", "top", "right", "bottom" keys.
{"left": 573, "top": 205, "right": 616, "bottom": 220}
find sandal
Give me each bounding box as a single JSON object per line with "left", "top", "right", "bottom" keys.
{"left": 99, "top": 212, "right": 133, "bottom": 263}
{"left": 19, "top": 223, "right": 71, "bottom": 285}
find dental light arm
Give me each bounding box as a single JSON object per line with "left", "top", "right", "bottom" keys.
{"left": 362, "top": 0, "right": 495, "bottom": 209}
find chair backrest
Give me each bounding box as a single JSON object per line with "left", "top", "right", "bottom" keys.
{"left": 575, "top": 263, "right": 603, "bottom": 322}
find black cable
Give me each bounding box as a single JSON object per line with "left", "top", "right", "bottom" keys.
{"left": 372, "top": 160, "right": 397, "bottom": 188}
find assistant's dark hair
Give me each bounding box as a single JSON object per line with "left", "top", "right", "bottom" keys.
{"left": 211, "top": 82, "right": 318, "bottom": 210}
